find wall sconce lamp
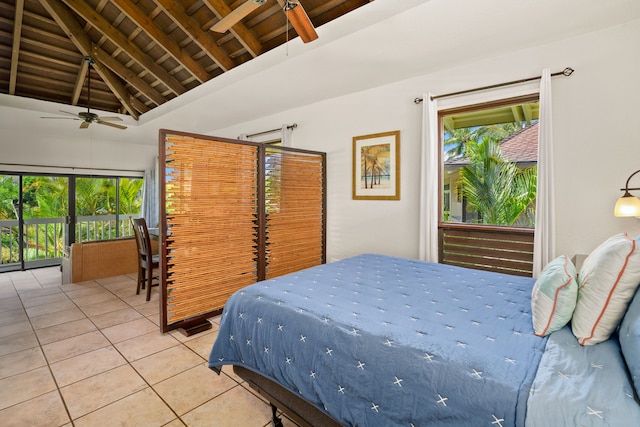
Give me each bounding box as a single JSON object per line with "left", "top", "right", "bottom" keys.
{"left": 614, "top": 169, "right": 640, "bottom": 217}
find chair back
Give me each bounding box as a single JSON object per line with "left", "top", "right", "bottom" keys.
{"left": 131, "top": 217, "right": 153, "bottom": 263}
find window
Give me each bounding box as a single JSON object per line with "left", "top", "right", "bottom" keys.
{"left": 75, "top": 176, "right": 144, "bottom": 242}
{"left": 441, "top": 96, "right": 539, "bottom": 226}
{"left": 438, "top": 95, "right": 538, "bottom": 276}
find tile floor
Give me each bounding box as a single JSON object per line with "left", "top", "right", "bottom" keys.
{"left": 0, "top": 267, "right": 299, "bottom": 426}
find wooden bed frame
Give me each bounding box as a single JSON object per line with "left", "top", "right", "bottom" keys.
{"left": 233, "top": 366, "right": 343, "bottom": 427}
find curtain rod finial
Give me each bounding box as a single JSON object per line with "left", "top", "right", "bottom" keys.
{"left": 563, "top": 67, "right": 574, "bottom": 76}
{"left": 414, "top": 97, "right": 423, "bottom": 104}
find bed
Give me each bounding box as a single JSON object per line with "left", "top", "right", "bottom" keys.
{"left": 208, "top": 253, "right": 640, "bottom": 426}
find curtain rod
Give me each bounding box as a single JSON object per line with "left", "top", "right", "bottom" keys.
{"left": 413, "top": 67, "right": 574, "bottom": 104}
{"left": 243, "top": 123, "right": 298, "bottom": 139}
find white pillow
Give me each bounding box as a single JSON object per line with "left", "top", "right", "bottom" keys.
{"left": 571, "top": 233, "right": 640, "bottom": 345}
{"left": 531, "top": 255, "right": 577, "bottom": 336}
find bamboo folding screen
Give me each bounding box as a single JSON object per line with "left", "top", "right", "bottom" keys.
{"left": 159, "top": 130, "right": 326, "bottom": 334}
{"left": 264, "top": 147, "right": 326, "bottom": 279}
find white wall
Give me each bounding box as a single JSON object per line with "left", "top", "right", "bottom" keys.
{"left": 0, "top": 101, "right": 156, "bottom": 174}
{"left": 2, "top": 1, "right": 639, "bottom": 265}
{"left": 213, "top": 18, "right": 640, "bottom": 262}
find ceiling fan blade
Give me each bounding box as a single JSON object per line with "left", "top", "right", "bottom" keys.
{"left": 96, "top": 119, "right": 127, "bottom": 130}
{"left": 40, "top": 116, "right": 79, "bottom": 120}
{"left": 59, "top": 110, "right": 81, "bottom": 117}
{"left": 96, "top": 116, "right": 123, "bottom": 122}
{"left": 210, "top": 0, "right": 265, "bottom": 33}
{"left": 285, "top": 2, "right": 318, "bottom": 43}
{"left": 80, "top": 121, "right": 90, "bottom": 129}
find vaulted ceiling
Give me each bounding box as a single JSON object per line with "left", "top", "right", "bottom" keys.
{"left": 0, "top": 0, "right": 371, "bottom": 121}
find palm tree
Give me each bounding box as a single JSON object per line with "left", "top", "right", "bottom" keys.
{"left": 111, "top": 178, "right": 143, "bottom": 215}
{"left": 75, "top": 177, "right": 108, "bottom": 216}
{"left": 459, "top": 138, "right": 536, "bottom": 226}
{"left": 0, "top": 175, "right": 18, "bottom": 220}
{"left": 444, "top": 127, "right": 475, "bottom": 159}
{"left": 474, "top": 122, "right": 522, "bottom": 142}
{"left": 0, "top": 175, "right": 19, "bottom": 263}
{"left": 360, "top": 144, "right": 390, "bottom": 189}
{"left": 22, "top": 177, "right": 68, "bottom": 259}
{"left": 445, "top": 122, "right": 523, "bottom": 160}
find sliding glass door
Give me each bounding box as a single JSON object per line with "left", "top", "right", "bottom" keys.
{"left": 22, "top": 175, "right": 69, "bottom": 269}
{"left": 0, "top": 174, "right": 21, "bottom": 272}
{"left": 0, "top": 173, "right": 143, "bottom": 272}
{"left": 0, "top": 174, "right": 70, "bottom": 272}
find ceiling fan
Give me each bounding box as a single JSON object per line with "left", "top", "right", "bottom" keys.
{"left": 41, "top": 57, "right": 127, "bottom": 130}
{"left": 211, "top": 0, "right": 318, "bottom": 43}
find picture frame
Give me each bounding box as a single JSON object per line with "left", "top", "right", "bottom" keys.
{"left": 352, "top": 130, "right": 400, "bottom": 200}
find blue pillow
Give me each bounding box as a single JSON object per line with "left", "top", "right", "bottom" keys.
{"left": 619, "top": 288, "right": 640, "bottom": 395}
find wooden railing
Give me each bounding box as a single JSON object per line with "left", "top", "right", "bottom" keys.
{"left": 438, "top": 223, "right": 534, "bottom": 277}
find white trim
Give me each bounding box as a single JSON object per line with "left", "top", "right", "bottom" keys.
{"left": 0, "top": 163, "right": 143, "bottom": 177}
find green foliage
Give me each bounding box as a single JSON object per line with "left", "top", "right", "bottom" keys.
{"left": 76, "top": 177, "right": 108, "bottom": 215}
{"left": 1, "top": 175, "right": 144, "bottom": 266}
{"left": 0, "top": 175, "right": 19, "bottom": 220}
{"left": 460, "top": 138, "right": 537, "bottom": 226}
{"left": 32, "top": 177, "right": 68, "bottom": 218}
{"left": 445, "top": 122, "right": 522, "bottom": 160}
{"left": 116, "top": 178, "right": 144, "bottom": 214}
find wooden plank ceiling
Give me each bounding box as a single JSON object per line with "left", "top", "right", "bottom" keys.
{"left": 0, "top": 0, "right": 372, "bottom": 120}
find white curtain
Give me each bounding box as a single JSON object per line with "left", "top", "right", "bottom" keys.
{"left": 418, "top": 93, "right": 440, "bottom": 262}
{"left": 141, "top": 157, "right": 159, "bottom": 228}
{"left": 533, "top": 68, "right": 556, "bottom": 277}
{"left": 281, "top": 124, "right": 294, "bottom": 147}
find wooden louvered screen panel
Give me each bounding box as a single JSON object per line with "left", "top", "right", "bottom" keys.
{"left": 438, "top": 223, "right": 534, "bottom": 277}
{"left": 264, "top": 147, "right": 326, "bottom": 279}
{"left": 161, "top": 132, "right": 259, "bottom": 331}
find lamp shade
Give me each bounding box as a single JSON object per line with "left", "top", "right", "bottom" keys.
{"left": 614, "top": 194, "right": 640, "bottom": 217}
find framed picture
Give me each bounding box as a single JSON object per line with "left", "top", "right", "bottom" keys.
{"left": 352, "top": 130, "right": 400, "bottom": 200}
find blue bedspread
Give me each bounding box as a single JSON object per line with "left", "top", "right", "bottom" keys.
{"left": 527, "top": 327, "right": 640, "bottom": 426}
{"left": 208, "top": 254, "right": 548, "bottom": 426}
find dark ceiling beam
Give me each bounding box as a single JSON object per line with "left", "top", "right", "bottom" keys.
{"left": 91, "top": 43, "right": 166, "bottom": 106}
{"left": 38, "top": 0, "right": 139, "bottom": 119}
{"left": 109, "top": 0, "right": 211, "bottom": 84}
{"left": 9, "top": 0, "right": 25, "bottom": 95}
{"left": 129, "top": 96, "right": 151, "bottom": 114}
{"left": 71, "top": 56, "right": 87, "bottom": 105}
{"left": 202, "top": 0, "right": 263, "bottom": 58}
{"left": 89, "top": 64, "right": 135, "bottom": 115}
{"left": 18, "top": 49, "right": 76, "bottom": 69}
{"left": 60, "top": 0, "right": 187, "bottom": 96}
{"left": 304, "top": 0, "right": 346, "bottom": 18}
{"left": 152, "top": 0, "right": 235, "bottom": 71}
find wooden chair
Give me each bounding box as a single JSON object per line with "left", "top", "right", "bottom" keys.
{"left": 131, "top": 217, "right": 159, "bottom": 301}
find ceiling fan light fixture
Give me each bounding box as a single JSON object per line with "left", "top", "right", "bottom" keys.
{"left": 40, "top": 57, "right": 127, "bottom": 130}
